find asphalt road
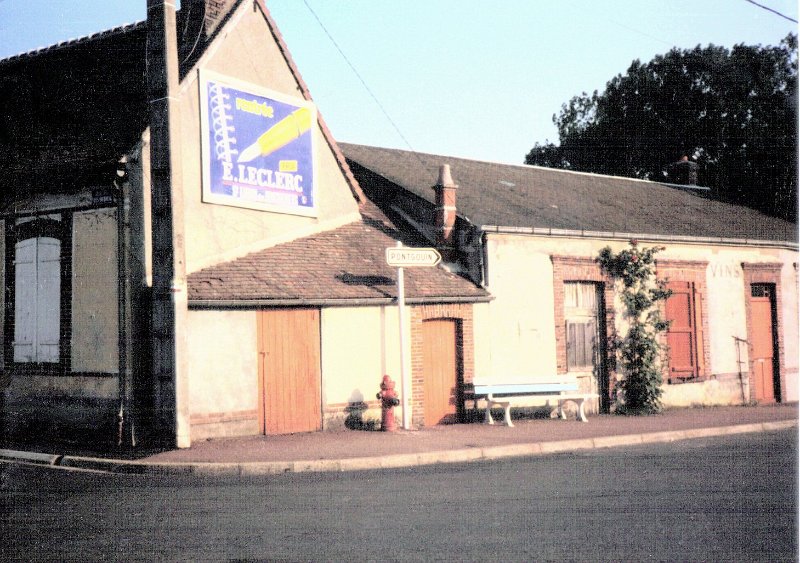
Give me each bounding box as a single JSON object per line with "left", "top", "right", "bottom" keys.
{"left": 1, "top": 428, "right": 796, "bottom": 561}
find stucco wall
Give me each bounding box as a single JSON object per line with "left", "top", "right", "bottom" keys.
{"left": 780, "top": 256, "right": 799, "bottom": 401}
{"left": 482, "top": 233, "right": 799, "bottom": 407}
{"left": 169, "top": 4, "right": 360, "bottom": 275}
{"left": 71, "top": 209, "right": 119, "bottom": 374}
{"left": 483, "top": 238, "right": 557, "bottom": 378}
{"left": 187, "top": 309, "right": 259, "bottom": 439}
{"left": 321, "top": 306, "right": 403, "bottom": 428}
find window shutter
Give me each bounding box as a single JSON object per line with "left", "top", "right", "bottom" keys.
{"left": 36, "top": 238, "right": 61, "bottom": 363}
{"left": 13, "top": 236, "right": 61, "bottom": 363}
{"left": 13, "top": 239, "right": 37, "bottom": 362}
{"left": 567, "top": 319, "right": 596, "bottom": 371}
{"left": 665, "top": 281, "right": 700, "bottom": 381}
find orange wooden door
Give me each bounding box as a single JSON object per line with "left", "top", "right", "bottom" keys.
{"left": 750, "top": 288, "right": 777, "bottom": 403}
{"left": 258, "top": 309, "right": 322, "bottom": 434}
{"left": 422, "top": 319, "right": 459, "bottom": 426}
{"left": 665, "top": 282, "right": 702, "bottom": 381}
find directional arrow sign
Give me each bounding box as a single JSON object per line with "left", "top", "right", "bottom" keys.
{"left": 385, "top": 247, "right": 442, "bottom": 267}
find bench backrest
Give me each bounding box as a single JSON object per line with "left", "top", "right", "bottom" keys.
{"left": 473, "top": 382, "right": 579, "bottom": 395}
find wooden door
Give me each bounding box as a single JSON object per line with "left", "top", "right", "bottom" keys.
{"left": 258, "top": 309, "right": 322, "bottom": 434}
{"left": 422, "top": 319, "right": 459, "bottom": 426}
{"left": 750, "top": 285, "right": 778, "bottom": 403}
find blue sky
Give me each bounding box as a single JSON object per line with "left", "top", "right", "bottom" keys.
{"left": 0, "top": 0, "right": 796, "bottom": 163}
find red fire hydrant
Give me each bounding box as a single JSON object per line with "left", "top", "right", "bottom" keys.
{"left": 376, "top": 374, "right": 400, "bottom": 432}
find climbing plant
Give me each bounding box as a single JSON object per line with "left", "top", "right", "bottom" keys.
{"left": 597, "top": 240, "right": 671, "bottom": 414}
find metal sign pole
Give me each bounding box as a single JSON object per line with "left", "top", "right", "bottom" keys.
{"left": 385, "top": 242, "right": 441, "bottom": 431}
{"left": 395, "top": 242, "right": 411, "bottom": 430}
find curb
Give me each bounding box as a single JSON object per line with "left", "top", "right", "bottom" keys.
{"left": 1, "top": 420, "right": 796, "bottom": 476}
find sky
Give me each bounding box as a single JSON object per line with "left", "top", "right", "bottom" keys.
{"left": 0, "top": 0, "right": 797, "bottom": 164}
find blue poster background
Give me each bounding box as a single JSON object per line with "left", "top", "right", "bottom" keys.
{"left": 204, "top": 79, "right": 315, "bottom": 213}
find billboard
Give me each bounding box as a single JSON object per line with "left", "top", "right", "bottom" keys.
{"left": 199, "top": 71, "right": 318, "bottom": 216}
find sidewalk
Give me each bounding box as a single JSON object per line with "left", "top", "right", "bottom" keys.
{"left": 1, "top": 403, "right": 796, "bottom": 476}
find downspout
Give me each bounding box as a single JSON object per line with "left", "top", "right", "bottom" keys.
{"left": 480, "top": 230, "right": 490, "bottom": 288}
{"left": 116, "top": 157, "right": 134, "bottom": 448}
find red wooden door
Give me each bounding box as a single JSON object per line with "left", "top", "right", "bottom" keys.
{"left": 750, "top": 287, "right": 777, "bottom": 403}
{"left": 422, "top": 319, "right": 459, "bottom": 426}
{"left": 258, "top": 309, "right": 322, "bottom": 434}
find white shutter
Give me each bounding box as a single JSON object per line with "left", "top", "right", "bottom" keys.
{"left": 13, "top": 236, "right": 61, "bottom": 363}
{"left": 13, "top": 239, "right": 37, "bottom": 362}
{"left": 36, "top": 238, "right": 61, "bottom": 363}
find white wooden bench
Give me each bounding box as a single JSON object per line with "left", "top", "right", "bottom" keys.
{"left": 471, "top": 379, "right": 599, "bottom": 426}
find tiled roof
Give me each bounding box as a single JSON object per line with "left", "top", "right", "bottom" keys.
{"left": 187, "top": 208, "right": 489, "bottom": 304}
{"left": 0, "top": 1, "right": 365, "bottom": 207}
{"left": 0, "top": 21, "right": 145, "bottom": 64}
{"left": 341, "top": 143, "right": 797, "bottom": 244}
{"left": 0, "top": 22, "right": 150, "bottom": 196}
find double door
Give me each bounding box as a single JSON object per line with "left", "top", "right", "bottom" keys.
{"left": 258, "top": 309, "right": 321, "bottom": 434}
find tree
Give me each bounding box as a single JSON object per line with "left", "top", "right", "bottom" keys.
{"left": 526, "top": 35, "right": 798, "bottom": 222}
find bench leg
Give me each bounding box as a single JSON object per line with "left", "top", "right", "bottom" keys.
{"left": 502, "top": 403, "right": 514, "bottom": 428}
{"left": 576, "top": 398, "right": 588, "bottom": 422}
{"left": 485, "top": 403, "right": 495, "bottom": 425}
{"left": 558, "top": 398, "right": 589, "bottom": 422}
{"left": 485, "top": 397, "right": 513, "bottom": 427}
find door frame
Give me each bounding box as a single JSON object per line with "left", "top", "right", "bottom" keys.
{"left": 742, "top": 263, "right": 786, "bottom": 404}
{"left": 421, "top": 318, "right": 463, "bottom": 426}
{"left": 748, "top": 283, "right": 780, "bottom": 403}
{"left": 410, "top": 304, "right": 475, "bottom": 427}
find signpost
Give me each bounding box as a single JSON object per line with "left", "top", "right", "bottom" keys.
{"left": 386, "top": 243, "right": 442, "bottom": 429}
{"left": 385, "top": 247, "right": 442, "bottom": 268}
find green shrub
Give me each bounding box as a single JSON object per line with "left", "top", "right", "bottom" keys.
{"left": 598, "top": 240, "right": 671, "bottom": 414}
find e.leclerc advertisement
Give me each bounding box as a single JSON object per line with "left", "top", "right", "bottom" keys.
{"left": 200, "top": 72, "right": 317, "bottom": 216}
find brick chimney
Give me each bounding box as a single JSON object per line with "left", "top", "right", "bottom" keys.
{"left": 666, "top": 155, "right": 698, "bottom": 185}
{"left": 179, "top": 0, "right": 236, "bottom": 59}
{"left": 432, "top": 164, "right": 458, "bottom": 258}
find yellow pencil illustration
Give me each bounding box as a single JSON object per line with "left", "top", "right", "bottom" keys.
{"left": 237, "top": 106, "right": 314, "bottom": 163}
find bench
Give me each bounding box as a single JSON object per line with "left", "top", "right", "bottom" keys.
{"left": 471, "top": 379, "right": 599, "bottom": 426}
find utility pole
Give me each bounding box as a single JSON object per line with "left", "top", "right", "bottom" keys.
{"left": 146, "top": 0, "right": 190, "bottom": 448}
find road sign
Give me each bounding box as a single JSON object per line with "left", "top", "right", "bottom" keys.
{"left": 385, "top": 247, "right": 442, "bottom": 267}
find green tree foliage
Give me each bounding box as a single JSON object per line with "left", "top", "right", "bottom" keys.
{"left": 526, "top": 35, "right": 798, "bottom": 222}
{"left": 598, "top": 241, "right": 671, "bottom": 415}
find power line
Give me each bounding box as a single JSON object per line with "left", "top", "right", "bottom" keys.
{"left": 743, "top": 0, "right": 798, "bottom": 23}
{"left": 300, "top": 0, "right": 417, "bottom": 153}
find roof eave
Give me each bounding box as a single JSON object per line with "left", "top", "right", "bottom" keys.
{"left": 189, "top": 295, "right": 493, "bottom": 309}
{"left": 479, "top": 225, "right": 799, "bottom": 250}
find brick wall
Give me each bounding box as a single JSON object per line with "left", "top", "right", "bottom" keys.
{"left": 410, "top": 303, "right": 474, "bottom": 427}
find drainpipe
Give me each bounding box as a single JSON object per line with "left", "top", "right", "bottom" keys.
{"left": 116, "top": 157, "right": 135, "bottom": 448}
{"left": 146, "top": 0, "right": 190, "bottom": 448}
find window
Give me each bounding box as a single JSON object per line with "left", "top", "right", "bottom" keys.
{"left": 664, "top": 281, "right": 704, "bottom": 382}
{"left": 5, "top": 216, "right": 70, "bottom": 369}
{"left": 751, "top": 284, "right": 772, "bottom": 298}
{"left": 564, "top": 282, "right": 601, "bottom": 372}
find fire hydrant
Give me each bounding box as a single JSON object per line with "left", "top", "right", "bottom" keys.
{"left": 376, "top": 374, "right": 400, "bottom": 432}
